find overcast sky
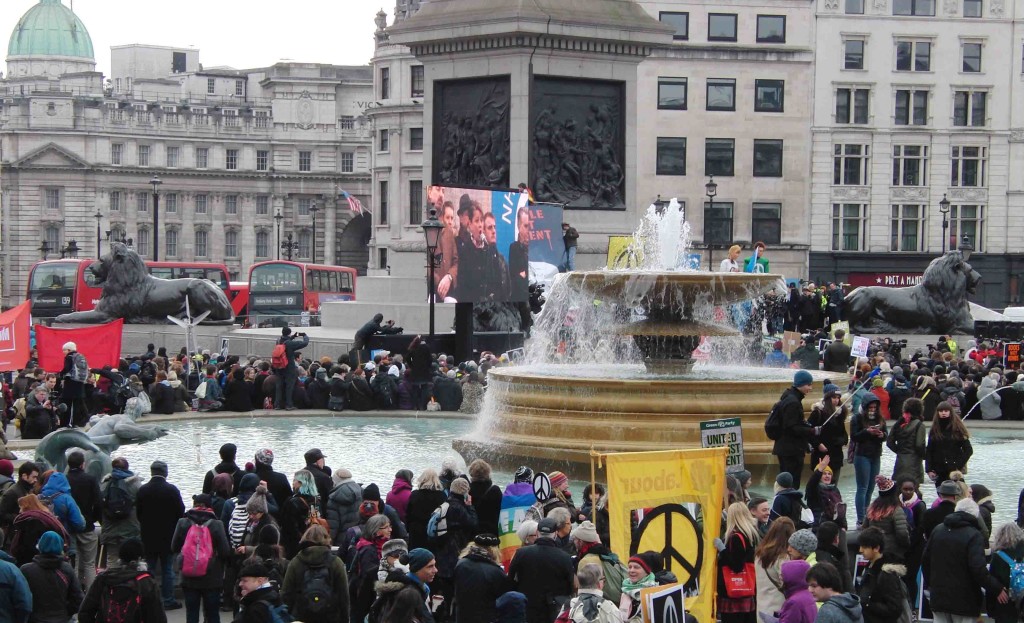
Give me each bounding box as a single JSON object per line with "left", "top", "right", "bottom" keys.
{"left": 0, "top": 0, "right": 386, "bottom": 76}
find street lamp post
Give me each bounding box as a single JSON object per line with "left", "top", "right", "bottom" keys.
{"left": 281, "top": 233, "right": 299, "bottom": 261}
{"left": 38, "top": 241, "right": 50, "bottom": 260}
{"left": 421, "top": 207, "right": 444, "bottom": 341}
{"left": 958, "top": 233, "right": 974, "bottom": 262}
{"left": 309, "top": 201, "right": 320, "bottom": 264}
{"left": 61, "top": 240, "right": 80, "bottom": 259}
{"left": 939, "top": 193, "right": 950, "bottom": 254}
{"left": 274, "top": 210, "right": 284, "bottom": 260}
{"left": 705, "top": 175, "right": 718, "bottom": 270}
{"left": 150, "top": 175, "right": 162, "bottom": 261}
{"left": 94, "top": 210, "right": 103, "bottom": 257}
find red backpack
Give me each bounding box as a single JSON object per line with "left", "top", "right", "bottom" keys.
{"left": 271, "top": 344, "right": 288, "bottom": 369}
{"left": 181, "top": 521, "right": 214, "bottom": 578}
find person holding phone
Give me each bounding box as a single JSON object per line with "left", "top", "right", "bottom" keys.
{"left": 274, "top": 327, "right": 309, "bottom": 411}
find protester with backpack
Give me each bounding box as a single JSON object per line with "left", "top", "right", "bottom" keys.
{"left": 20, "top": 531, "right": 83, "bottom": 623}
{"left": 572, "top": 521, "right": 626, "bottom": 604}
{"left": 136, "top": 461, "right": 185, "bottom": 611}
{"left": 280, "top": 470, "right": 324, "bottom": 558}
{"left": 282, "top": 525, "right": 349, "bottom": 623}
{"left": 78, "top": 537, "right": 167, "bottom": 623}
{"left": 58, "top": 342, "right": 89, "bottom": 428}
{"left": 988, "top": 522, "right": 1024, "bottom": 623}
{"left": 234, "top": 561, "right": 289, "bottom": 623}
{"left": 171, "top": 494, "right": 231, "bottom": 623}
{"left": 272, "top": 328, "right": 309, "bottom": 411}
{"left": 37, "top": 472, "right": 86, "bottom": 550}
{"left": 769, "top": 370, "right": 820, "bottom": 489}
{"left": 98, "top": 458, "right": 143, "bottom": 571}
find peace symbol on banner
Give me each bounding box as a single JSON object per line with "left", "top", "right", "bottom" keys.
{"left": 532, "top": 472, "right": 552, "bottom": 502}
{"left": 631, "top": 503, "right": 704, "bottom": 592}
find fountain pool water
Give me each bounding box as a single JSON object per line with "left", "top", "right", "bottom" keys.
{"left": 120, "top": 416, "right": 1022, "bottom": 527}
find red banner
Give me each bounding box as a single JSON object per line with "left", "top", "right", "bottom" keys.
{"left": 0, "top": 301, "right": 31, "bottom": 372}
{"left": 35, "top": 319, "right": 124, "bottom": 373}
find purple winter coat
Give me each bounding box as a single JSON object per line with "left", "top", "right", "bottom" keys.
{"left": 386, "top": 477, "right": 413, "bottom": 522}
{"left": 778, "top": 560, "right": 816, "bottom": 623}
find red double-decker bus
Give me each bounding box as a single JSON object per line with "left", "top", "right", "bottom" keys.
{"left": 248, "top": 261, "right": 357, "bottom": 318}
{"left": 27, "top": 259, "right": 233, "bottom": 319}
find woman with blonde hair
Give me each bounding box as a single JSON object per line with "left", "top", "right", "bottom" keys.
{"left": 717, "top": 502, "right": 760, "bottom": 623}
{"left": 405, "top": 467, "right": 447, "bottom": 550}
{"left": 453, "top": 534, "right": 507, "bottom": 623}
{"left": 754, "top": 516, "right": 795, "bottom": 620}
{"left": 720, "top": 245, "right": 742, "bottom": 273}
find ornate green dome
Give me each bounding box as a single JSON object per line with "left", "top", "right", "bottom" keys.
{"left": 7, "top": 0, "right": 94, "bottom": 60}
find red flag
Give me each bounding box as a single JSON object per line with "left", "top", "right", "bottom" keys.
{"left": 0, "top": 301, "right": 31, "bottom": 372}
{"left": 36, "top": 319, "right": 124, "bottom": 373}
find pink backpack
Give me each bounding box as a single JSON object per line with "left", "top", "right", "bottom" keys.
{"left": 181, "top": 521, "right": 214, "bottom": 577}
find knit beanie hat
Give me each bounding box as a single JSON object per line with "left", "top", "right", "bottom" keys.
{"left": 239, "top": 561, "right": 271, "bottom": 579}
{"left": 255, "top": 448, "right": 274, "bottom": 466}
{"left": 450, "top": 477, "right": 470, "bottom": 497}
{"left": 875, "top": 475, "right": 896, "bottom": 494}
{"left": 246, "top": 485, "right": 269, "bottom": 515}
{"left": 793, "top": 370, "right": 814, "bottom": 388}
{"left": 118, "top": 537, "right": 145, "bottom": 563}
{"left": 788, "top": 529, "right": 818, "bottom": 557}
{"left": 823, "top": 383, "right": 840, "bottom": 397}
{"left": 382, "top": 539, "right": 409, "bottom": 559}
{"left": 0, "top": 459, "right": 13, "bottom": 477}
{"left": 775, "top": 472, "right": 794, "bottom": 489}
{"left": 362, "top": 483, "right": 382, "bottom": 502}
{"left": 548, "top": 471, "right": 569, "bottom": 492}
{"left": 628, "top": 555, "right": 653, "bottom": 574}
{"left": 872, "top": 377, "right": 884, "bottom": 388}
{"left": 570, "top": 521, "right": 600, "bottom": 544}
{"left": 37, "top": 531, "right": 63, "bottom": 555}
{"left": 405, "top": 548, "right": 435, "bottom": 573}
{"left": 514, "top": 466, "right": 534, "bottom": 483}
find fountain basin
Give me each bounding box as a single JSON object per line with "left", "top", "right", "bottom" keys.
{"left": 455, "top": 365, "right": 848, "bottom": 484}
{"left": 563, "top": 271, "right": 785, "bottom": 309}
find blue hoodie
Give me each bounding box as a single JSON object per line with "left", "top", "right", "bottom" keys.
{"left": 39, "top": 473, "right": 86, "bottom": 535}
{"left": 0, "top": 550, "right": 31, "bottom": 623}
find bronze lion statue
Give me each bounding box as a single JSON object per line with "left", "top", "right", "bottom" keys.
{"left": 844, "top": 251, "right": 981, "bottom": 334}
{"left": 55, "top": 242, "right": 233, "bottom": 324}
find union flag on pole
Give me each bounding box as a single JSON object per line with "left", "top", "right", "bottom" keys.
{"left": 339, "top": 190, "right": 365, "bottom": 215}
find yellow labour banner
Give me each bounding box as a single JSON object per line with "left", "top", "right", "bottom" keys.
{"left": 606, "top": 447, "right": 727, "bottom": 623}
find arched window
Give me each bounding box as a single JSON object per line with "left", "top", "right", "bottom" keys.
{"left": 136, "top": 228, "right": 150, "bottom": 257}
{"left": 225, "top": 230, "right": 238, "bottom": 258}
{"left": 255, "top": 230, "right": 269, "bottom": 258}
{"left": 195, "top": 229, "right": 209, "bottom": 257}
{"left": 298, "top": 229, "right": 311, "bottom": 259}
{"left": 166, "top": 229, "right": 178, "bottom": 257}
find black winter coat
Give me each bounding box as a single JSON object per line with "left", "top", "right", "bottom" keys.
{"left": 771, "top": 387, "right": 815, "bottom": 457}
{"left": 770, "top": 488, "right": 806, "bottom": 527}
{"left": 223, "top": 379, "right": 254, "bottom": 412}
{"left": 508, "top": 539, "right": 575, "bottom": 623}
{"left": 170, "top": 508, "right": 232, "bottom": 590}
{"left": 850, "top": 412, "right": 887, "bottom": 459}
{"left": 925, "top": 430, "right": 973, "bottom": 480}
{"left": 66, "top": 467, "right": 102, "bottom": 530}
{"left": 856, "top": 559, "right": 906, "bottom": 623}
{"left": 454, "top": 551, "right": 511, "bottom": 623}
{"left": 306, "top": 378, "right": 330, "bottom": 410}
{"left": 305, "top": 463, "right": 334, "bottom": 510}
{"left": 79, "top": 565, "right": 167, "bottom": 623}
{"left": 469, "top": 480, "right": 503, "bottom": 537}
{"left": 21, "top": 553, "right": 83, "bottom": 623}
{"left": 434, "top": 494, "right": 478, "bottom": 577}
{"left": 815, "top": 544, "right": 852, "bottom": 593}
{"left": 921, "top": 500, "right": 956, "bottom": 540}
{"left": 808, "top": 401, "right": 849, "bottom": 466}
{"left": 253, "top": 463, "right": 292, "bottom": 519}
{"left": 136, "top": 476, "right": 185, "bottom": 556}
{"left": 347, "top": 377, "right": 375, "bottom": 411}
{"left": 406, "top": 488, "right": 447, "bottom": 550}
{"left": 280, "top": 494, "right": 319, "bottom": 558}
{"left": 147, "top": 383, "right": 177, "bottom": 415}
{"left": 922, "top": 511, "right": 1004, "bottom": 617}
{"left": 234, "top": 585, "right": 283, "bottom": 623}
{"left": 202, "top": 461, "right": 244, "bottom": 497}
{"left": 823, "top": 341, "right": 852, "bottom": 373}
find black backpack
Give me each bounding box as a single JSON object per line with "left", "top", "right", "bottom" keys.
{"left": 764, "top": 401, "right": 783, "bottom": 440}
{"left": 104, "top": 478, "right": 134, "bottom": 520}
{"left": 295, "top": 560, "right": 334, "bottom": 620}
{"left": 100, "top": 572, "right": 150, "bottom": 623}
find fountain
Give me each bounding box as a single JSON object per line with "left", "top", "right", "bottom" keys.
{"left": 454, "top": 200, "right": 844, "bottom": 482}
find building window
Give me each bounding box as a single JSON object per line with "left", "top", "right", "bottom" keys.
{"left": 254, "top": 110, "right": 270, "bottom": 128}
{"left": 753, "top": 140, "right": 783, "bottom": 177}
{"left": 754, "top": 80, "right": 784, "bottom": 112}
{"left": 298, "top": 151, "right": 312, "bottom": 172}
{"left": 206, "top": 78, "right": 215, "bottom": 94}
{"left": 951, "top": 146, "right": 986, "bottom": 187}
{"left": 195, "top": 229, "right": 208, "bottom": 257}
{"left": 894, "top": 89, "right": 929, "bottom": 126}
{"left": 846, "top": 0, "right": 865, "bottom": 13}
{"left": 833, "top": 144, "right": 870, "bottom": 185}
{"left": 704, "top": 201, "right": 734, "bottom": 246}
{"left": 756, "top": 15, "right": 786, "bottom": 43}
{"left": 892, "top": 145, "right": 928, "bottom": 186}
{"left": 225, "top": 230, "right": 238, "bottom": 257}
{"left": 196, "top": 147, "right": 209, "bottom": 169}
{"left": 659, "top": 11, "right": 689, "bottom": 40}
{"left": 195, "top": 194, "right": 208, "bottom": 214}
{"left": 950, "top": 204, "right": 983, "bottom": 251}
{"left": 256, "top": 195, "right": 269, "bottom": 215}
{"left": 226, "top": 195, "right": 238, "bottom": 215}
{"left": 341, "top": 152, "right": 354, "bottom": 173}
{"left": 298, "top": 230, "right": 311, "bottom": 259}
{"left": 192, "top": 108, "right": 209, "bottom": 126}
{"left": 891, "top": 204, "right": 923, "bottom": 251}
{"left": 340, "top": 116, "right": 355, "bottom": 130}
{"left": 844, "top": 40, "right": 865, "bottom": 70}
{"left": 658, "top": 78, "right": 687, "bottom": 110}
{"left": 45, "top": 188, "right": 61, "bottom": 211}
{"left": 752, "top": 203, "right": 782, "bottom": 245}
{"left": 110, "top": 191, "right": 121, "bottom": 212}
{"left": 706, "top": 79, "right": 736, "bottom": 111}
{"left": 298, "top": 197, "right": 311, "bottom": 216}
{"left": 953, "top": 90, "right": 987, "bottom": 127}
{"left": 166, "top": 146, "right": 180, "bottom": 167}
{"left": 165, "top": 193, "right": 177, "bottom": 213}
{"left": 256, "top": 150, "right": 268, "bottom": 171}
{"left": 835, "top": 87, "right": 869, "bottom": 124}
{"left": 378, "top": 248, "right": 389, "bottom": 270}
{"left": 379, "top": 180, "right": 389, "bottom": 225}
{"left": 380, "top": 67, "right": 390, "bottom": 99}
{"left": 111, "top": 143, "right": 124, "bottom": 165}
{"left": 255, "top": 231, "right": 269, "bottom": 258}
{"left": 705, "top": 138, "right": 735, "bottom": 176}
{"left": 962, "top": 43, "right": 982, "bottom": 72}
{"left": 223, "top": 148, "right": 237, "bottom": 170}
{"left": 409, "top": 180, "right": 423, "bottom": 225}
{"left": 166, "top": 229, "right": 178, "bottom": 257}
{"left": 235, "top": 80, "right": 244, "bottom": 97}
{"left": 893, "top": 0, "right": 936, "bottom": 15}
{"left": 137, "top": 145, "right": 150, "bottom": 167}
{"left": 137, "top": 193, "right": 148, "bottom": 213}
{"left": 136, "top": 229, "right": 150, "bottom": 257}
{"left": 964, "top": 0, "right": 982, "bottom": 17}
{"left": 410, "top": 128, "right": 424, "bottom": 151}
{"left": 379, "top": 129, "right": 390, "bottom": 152}
{"left": 657, "top": 138, "right": 687, "bottom": 175}
{"left": 44, "top": 225, "right": 61, "bottom": 252}
{"left": 896, "top": 40, "right": 931, "bottom": 71}
{"left": 411, "top": 65, "right": 425, "bottom": 97}
{"left": 832, "top": 203, "right": 867, "bottom": 251}
{"left": 708, "top": 13, "right": 738, "bottom": 41}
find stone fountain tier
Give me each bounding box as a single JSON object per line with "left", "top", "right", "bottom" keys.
{"left": 454, "top": 366, "right": 848, "bottom": 484}
{"left": 563, "top": 271, "right": 785, "bottom": 309}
